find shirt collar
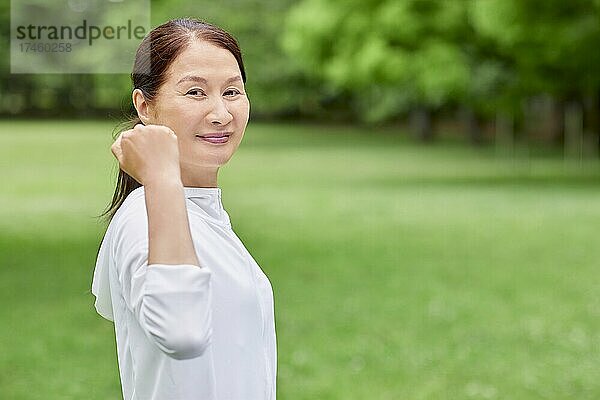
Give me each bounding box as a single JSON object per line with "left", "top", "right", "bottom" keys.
{"left": 128, "top": 185, "right": 231, "bottom": 228}
{"left": 183, "top": 186, "right": 231, "bottom": 228}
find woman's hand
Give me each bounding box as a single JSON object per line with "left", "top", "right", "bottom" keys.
{"left": 111, "top": 124, "right": 181, "bottom": 186}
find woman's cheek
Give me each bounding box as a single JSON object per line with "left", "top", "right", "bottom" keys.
{"left": 234, "top": 99, "right": 250, "bottom": 122}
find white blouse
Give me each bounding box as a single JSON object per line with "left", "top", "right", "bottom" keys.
{"left": 91, "top": 186, "right": 277, "bottom": 400}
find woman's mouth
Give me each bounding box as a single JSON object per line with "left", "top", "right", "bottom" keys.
{"left": 196, "top": 132, "right": 232, "bottom": 144}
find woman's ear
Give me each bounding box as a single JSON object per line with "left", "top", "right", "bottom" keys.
{"left": 132, "top": 89, "right": 152, "bottom": 125}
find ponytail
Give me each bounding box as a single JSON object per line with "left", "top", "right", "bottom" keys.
{"left": 96, "top": 115, "right": 143, "bottom": 224}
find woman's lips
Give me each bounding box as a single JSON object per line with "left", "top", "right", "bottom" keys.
{"left": 196, "top": 133, "right": 232, "bottom": 144}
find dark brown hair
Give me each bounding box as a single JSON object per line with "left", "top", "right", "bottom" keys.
{"left": 97, "top": 18, "right": 246, "bottom": 224}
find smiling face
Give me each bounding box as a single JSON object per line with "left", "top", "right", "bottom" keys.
{"left": 145, "top": 39, "right": 250, "bottom": 179}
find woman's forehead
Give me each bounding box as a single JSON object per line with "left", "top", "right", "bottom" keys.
{"left": 167, "top": 40, "right": 240, "bottom": 82}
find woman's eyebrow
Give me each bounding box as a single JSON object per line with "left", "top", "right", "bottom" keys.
{"left": 176, "top": 75, "right": 242, "bottom": 85}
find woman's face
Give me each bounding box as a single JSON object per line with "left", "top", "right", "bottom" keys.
{"left": 149, "top": 39, "right": 250, "bottom": 172}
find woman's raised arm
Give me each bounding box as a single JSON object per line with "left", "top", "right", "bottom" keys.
{"left": 111, "top": 123, "right": 200, "bottom": 267}
{"left": 110, "top": 124, "right": 212, "bottom": 360}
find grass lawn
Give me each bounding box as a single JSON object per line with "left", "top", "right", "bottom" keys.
{"left": 1, "top": 119, "right": 599, "bottom": 399}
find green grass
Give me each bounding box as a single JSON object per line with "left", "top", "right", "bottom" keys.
{"left": 1, "top": 120, "right": 600, "bottom": 399}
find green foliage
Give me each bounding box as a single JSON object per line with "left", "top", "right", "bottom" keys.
{"left": 470, "top": 0, "right": 600, "bottom": 95}
{"left": 282, "top": 0, "right": 498, "bottom": 122}
{"left": 283, "top": 0, "right": 600, "bottom": 123}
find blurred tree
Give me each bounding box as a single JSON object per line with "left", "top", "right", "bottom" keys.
{"left": 281, "top": 0, "right": 507, "bottom": 141}
{"left": 470, "top": 0, "right": 600, "bottom": 151}
{"left": 282, "top": 0, "right": 600, "bottom": 148}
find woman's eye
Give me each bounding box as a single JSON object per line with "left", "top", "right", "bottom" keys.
{"left": 224, "top": 89, "right": 241, "bottom": 97}
{"left": 186, "top": 89, "right": 205, "bottom": 96}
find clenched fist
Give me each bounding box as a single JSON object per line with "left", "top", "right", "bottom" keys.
{"left": 111, "top": 124, "right": 181, "bottom": 186}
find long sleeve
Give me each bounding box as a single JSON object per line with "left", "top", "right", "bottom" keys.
{"left": 112, "top": 200, "right": 213, "bottom": 360}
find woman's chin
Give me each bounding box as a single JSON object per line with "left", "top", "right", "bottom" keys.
{"left": 183, "top": 155, "right": 233, "bottom": 169}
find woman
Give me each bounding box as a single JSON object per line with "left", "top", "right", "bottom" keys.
{"left": 91, "top": 18, "right": 277, "bottom": 400}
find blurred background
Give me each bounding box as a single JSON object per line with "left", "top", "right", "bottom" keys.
{"left": 1, "top": 0, "right": 600, "bottom": 399}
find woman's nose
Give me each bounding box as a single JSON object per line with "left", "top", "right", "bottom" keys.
{"left": 206, "top": 98, "right": 233, "bottom": 125}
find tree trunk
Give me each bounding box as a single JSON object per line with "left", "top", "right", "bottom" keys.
{"left": 547, "top": 97, "right": 564, "bottom": 146}
{"left": 564, "top": 100, "right": 584, "bottom": 160}
{"left": 583, "top": 91, "right": 599, "bottom": 158}
{"left": 460, "top": 106, "right": 483, "bottom": 145}
{"left": 410, "top": 107, "right": 433, "bottom": 142}
{"left": 495, "top": 112, "right": 514, "bottom": 156}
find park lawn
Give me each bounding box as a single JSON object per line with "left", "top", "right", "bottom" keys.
{"left": 0, "top": 119, "right": 600, "bottom": 399}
